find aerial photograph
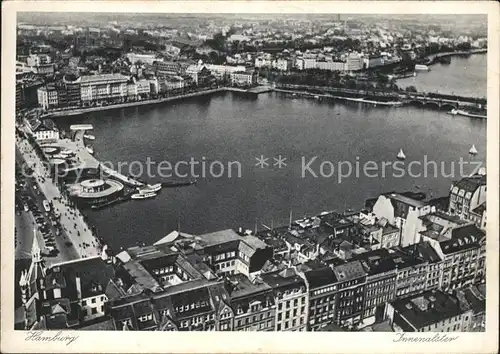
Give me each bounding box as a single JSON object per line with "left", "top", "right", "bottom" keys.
{"left": 14, "top": 12, "right": 487, "bottom": 332}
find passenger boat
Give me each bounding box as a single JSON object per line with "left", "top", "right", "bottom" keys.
{"left": 456, "top": 110, "right": 487, "bottom": 119}
{"left": 414, "top": 64, "right": 430, "bottom": 71}
{"left": 469, "top": 144, "right": 478, "bottom": 156}
{"left": 84, "top": 134, "right": 96, "bottom": 141}
{"left": 131, "top": 192, "right": 157, "bottom": 200}
{"left": 397, "top": 149, "right": 406, "bottom": 160}
{"left": 138, "top": 183, "right": 162, "bottom": 194}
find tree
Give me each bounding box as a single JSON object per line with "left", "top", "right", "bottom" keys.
{"left": 405, "top": 85, "right": 418, "bottom": 93}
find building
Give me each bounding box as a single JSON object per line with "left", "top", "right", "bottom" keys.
{"left": 205, "top": 64, "right": 246, "bottom": 80}
{"left": 255, "top": 57, "right": 272, "bottom": 68}
{"left": 353, "top": 250, "right": 397, "bottom": 326}
{"left": 262, "top": 268, "right": 308, "bottom": 331}
{"left": 159, "top": 229, "right": 273, "bottom": 279}
{"left": 455, "top": 285, "right": 486, "bottom": 332}
{"left": 228, "top": 273, "right": 275, "bottom": 331}
{"left": 27, "top": 54, "right": 52, "bottom": 67}
{"left": 392, "top": 250, "right": 428, "bottom": 298}
{"left": 109, "top": 243, "right": 234, "bottom": 331}
{"left": 448, "top": 174, "right": 486, "bottom": 220}
{"left": 79, "top": 74, "right": 129, "bottom": 105}
{"left": 358, "top": 216, "right": 400, "bottom": 250}
{"left": 372, "top": 193, "right": 434, "bottom": 247}
{"left": 159, "top": 76, "right": 185, "bottom": 92}
{"left": 185, "top": 64, "right": 212, "bottom": 86}
{"left": 385, "top": 290, "right": 473, "bottom": 332}
{"left": 153, "top": 61, "right": 190, "bottom": 77}
{"left": 331, "top": 261, "right": 366, "bottom": 328}
{"left": 126, "top": 53, "right": 158, "bottom": 65}
{"left": 36, "top": 256, "right": 115, "bottom": 328}
{"left": 61, "top": 75, "right": 82, "bottom": 108}
{"left": 316, "top": 60, "right": 346, "bottom": 72}
{"left": 345, "top": 53, "right": 364, "bottom": 71}
{"left": 31, "top": 63, "right": 55, "bottom": 76}
{"left": 300, "top": 266, "right": 339, "bottom": 331}
{"left": 17, "top": 239, "right": 116, "bottom": 330}
{"left": 274, "top": 59, "right": 293, "bottom": 71}
{"left": 25, "top": 118, "right": 60, "bottom": 142}
{"left": 424, "top": 224, "right": 486, "bottom": 292}
{"left": 303, "top": 58, "right": 317, "bottom": 70}
{"left": 37, "top": 85, "right": 59, "bottom": 110}
{"left": 469, "top": 202, "right": 486, "bottom": 231}
{"left": 230, "top": 70, "right": 258, "bottom": 87}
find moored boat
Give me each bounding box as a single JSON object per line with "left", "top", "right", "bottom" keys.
{"left": 138, "top": 183, "right": 162, "bottom": 194}
{"left": 86, "top": 146, "right": 94, "bottom": 154}
{"left": 131, "top": 192, "right": 157, "bottom": 200}
{"left": 84, "top": 134, "right": 96, "bottom": 140}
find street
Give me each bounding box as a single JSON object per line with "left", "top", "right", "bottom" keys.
{"left": 15, "top": 132, "right": 100, "bottom": 263}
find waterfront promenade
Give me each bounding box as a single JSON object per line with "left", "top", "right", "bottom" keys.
{"left": 37, "top": 82, "right": 485, "bottom": 119}
{"left": 41, "top": 86, "right": 273, "bottom": 118}
{"left": 16, "top": 134, "right": 100, "bottom": 260}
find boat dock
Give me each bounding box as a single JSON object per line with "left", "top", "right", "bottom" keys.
{"left": 100, "top": 165, "right": 145, "bottom": 187}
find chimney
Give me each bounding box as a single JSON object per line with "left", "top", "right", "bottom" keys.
{"left": 75, "top": 273, "right": 82, "bottom": 300}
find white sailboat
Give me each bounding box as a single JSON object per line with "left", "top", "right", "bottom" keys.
{"left": 469, "top": 144, "right": 478, "bottom": 155}
{"left": 397, "top": 149, "right": 406, "bottom": 160}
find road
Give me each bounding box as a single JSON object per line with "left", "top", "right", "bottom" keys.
{"left": 15, "top": 131, "right": 100, "bottom": 263}
{"left": 15, "top": 167, "right": 81, "bottom": 266}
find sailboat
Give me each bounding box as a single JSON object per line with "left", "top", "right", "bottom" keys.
{"left": 397, "top": 149, "right": 406, "bottom": 160}
{"left": 469, "top": 144, "right": 478, "bottom": 155}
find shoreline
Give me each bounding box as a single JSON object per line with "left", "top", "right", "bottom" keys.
{"left": 45, "top": 87, "right": 227, "bottom": 118}
{"left": 424, "top": 49, "right": 487, "bottom": 66}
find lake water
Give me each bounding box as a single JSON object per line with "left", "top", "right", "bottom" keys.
{"left": 56, "top": 56, "right": 487, "bottom": 250}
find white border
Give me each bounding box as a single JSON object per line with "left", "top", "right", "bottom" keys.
{"left": 1, "top": 2, "right": 499, "bottom": 353}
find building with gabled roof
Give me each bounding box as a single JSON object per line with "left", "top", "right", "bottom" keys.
{"left": 372, "top": 192, "right": 435, "bottom": 247}
{"left": 449, "top": 173, "right": 486, "bottom": 220}
{"left": 227, "top": 273, "right": 275, "bottom": 331}
{"left": 261, "top": 268, "right": 308, "bottom": 331}
{"left": 352, "top": 249, "right": 398, "bottom": 324}
{"left": 299, "top": 266, "right": 339, "bottom": 331}
{"left": 331, "top": 260, "right": 366, "bottom": 329}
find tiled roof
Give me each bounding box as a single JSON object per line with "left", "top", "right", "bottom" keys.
{"left": 304, "top": 266, "right": 338, "bottom": 289}
{"left": 440, "top": 224, "right": 485, "bottom": 255}
{"left": 332, "top": 260, "right": 366, "bottom": 282}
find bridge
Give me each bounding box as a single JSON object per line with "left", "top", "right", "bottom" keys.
{"left": 274, "top": 84, "right": 485, "bottom": 110}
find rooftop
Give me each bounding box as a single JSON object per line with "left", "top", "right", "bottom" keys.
{"left": 440, "top": 224, "right": 485, "bottom": 255}
{"left": 227, "top": 273, "right": 272, "bottom": 299}
{"left": 79, "top": 73, "right": 129, "bottom": 84}
{"left": 390, "top": 290, "right": 468, "bottom": 329}
{"left": 303, "top": 266, "right": 338, "bottom": 289}
{"left": 388, "top": 193, "right": 426, "bottom": 208}
{"left": 452, "top": 174, "right": 486, "bottom": 193}
{"left": 332, "top": 260, "right": 366, "bottom": 282}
